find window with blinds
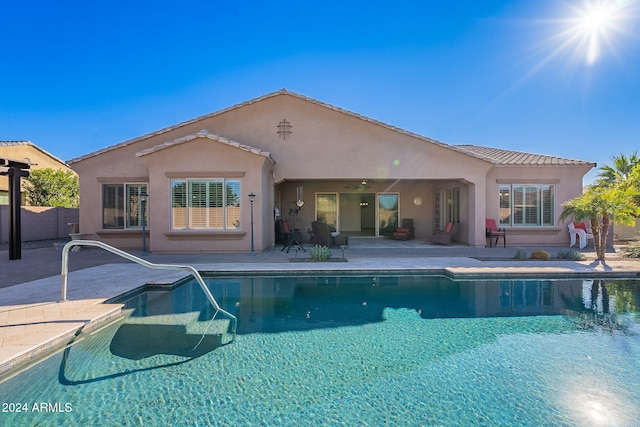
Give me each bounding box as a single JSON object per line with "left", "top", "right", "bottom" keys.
{"left": 102, "top": 183, "right": 147, "bottom": 229}
{"left": 172, "top": 181, "right": 187, "bottom": 229}
{"left": 171, "top": 178, "right": 241, "bottom": 230}
{"left": 499, "top": 184, "right": 554, "bottom": 227}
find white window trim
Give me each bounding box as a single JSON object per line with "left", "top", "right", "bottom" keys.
{"left": 170, "top": 178, "right": 241, "bottom": 231}
{"left": 499, "top": 183, "right": 555, "bottom": 227}
{"left": 101, "top": 182, "right": 148, "bottom": 230}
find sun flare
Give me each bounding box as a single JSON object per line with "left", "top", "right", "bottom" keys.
{"left": 566, "top": 0, "right": 629, "bottom": 65}
{"left": 580, "top": 3, "right": 616, "bottom": 63}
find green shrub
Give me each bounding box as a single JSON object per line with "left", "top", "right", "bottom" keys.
{"left": 309, "top": 245, "right": 332, "bottom": 261}
{"left": 513, "top": 249, "right": 528, "bottom": 260}
{"left": 557, "top": 249, "right": 586, "bottom": 261}
{"left": 530, "top": 250, "right": 550, "bottom": 260}
{"left": 621, "top": 242, "right": 640, "bottom": 258}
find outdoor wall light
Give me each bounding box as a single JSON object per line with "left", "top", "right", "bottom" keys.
{"left": 140, "top": 191, "right": 149, "bottom": 255}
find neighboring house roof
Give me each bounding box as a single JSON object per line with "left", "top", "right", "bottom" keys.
{"left": 0, "top": 140, "right": 70, "bottom": 168}
{"left": 136, "top": 129, "right": 275, "bottom": 164}
{"left": 455, "top": 145, "right": 596, "bottom": 167}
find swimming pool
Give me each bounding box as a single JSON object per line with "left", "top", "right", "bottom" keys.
{"left": 1, "top": 274, "right": 639, "bottom": 426}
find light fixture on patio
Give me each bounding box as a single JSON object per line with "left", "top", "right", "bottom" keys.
{"left": 296, "top": 185, "right": 304, "bottom": 209}
{"left": 249, "top": 192, "right": 256, "bottom": 255}
{"left": 140, "top": 190, "right": 149, "bottom": 255}
{"left": 361, "top": 179, "right": 368, "bottom": 185}
{"left": 284, "top": 186, "right": 306, "bottom": 253}
{"left": 277, "top": 119, "right": 293, "bottom": 140}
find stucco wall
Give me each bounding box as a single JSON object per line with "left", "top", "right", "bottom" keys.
{"left": 484, "top": 165, "right": 593, "bottom": 246}
{"left": 72, "top": 137, "right": 156, "bottom": 248}
{"left": 138, "top": 137, "right": 272, "bottom": 252}
{"left": 614, "top": 221, "right": 640, "bottom": 241}
{"left": 0, "top": 206, "right": 78, "bottom": 244}
{"left": 185, "top": 95, "right": 491, "bottom": 182}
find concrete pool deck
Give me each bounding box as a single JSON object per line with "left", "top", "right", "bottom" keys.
{"left": 1, "top": 239, "right": 640, "bottom": 378}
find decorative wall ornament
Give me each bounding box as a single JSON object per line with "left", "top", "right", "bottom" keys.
{"left": 277, "top": 119, "right": 293, "bottom": 140}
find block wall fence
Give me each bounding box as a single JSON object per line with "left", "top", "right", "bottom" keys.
{"left": 0, "top": 206, "right": 79, "bottom": 244}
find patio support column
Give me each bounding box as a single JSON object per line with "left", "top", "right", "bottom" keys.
{"left": 467, "top": 180, "right": 487, "bottom": 247}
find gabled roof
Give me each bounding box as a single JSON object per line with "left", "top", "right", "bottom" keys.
{"left": 0, "top": 140, "right": 69, "bottom": 167}
{"left": 454, "top": 145, "right": 596, "bottom": 167}
{"left": 69, "top": 89, "right": 472, "bottom": 164}
{"left": 135, "top": 129, "right": 275, "bottom": 163}
{"left": 67, "top": 89, "right": 595, "bottom": 168}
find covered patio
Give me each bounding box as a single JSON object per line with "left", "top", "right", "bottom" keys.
{"left": 274, "top": 178, "right": 471, "bottom": 246}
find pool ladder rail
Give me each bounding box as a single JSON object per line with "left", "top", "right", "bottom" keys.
{"left": 60, "top": 240, "right": 237, "bottom": 343}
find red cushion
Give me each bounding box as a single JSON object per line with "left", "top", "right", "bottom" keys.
{"left": 444, "top": 222, "right": 453, "bottom": 233}
{"left": 574, "top": 222, "right": 587, "bottom": 231}
{"left": 396, "top": 228, "right": 411, "bottom": 233}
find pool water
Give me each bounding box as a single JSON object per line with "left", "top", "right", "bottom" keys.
{"left": 1, "top": 275, "right": 640, "bottom": 426}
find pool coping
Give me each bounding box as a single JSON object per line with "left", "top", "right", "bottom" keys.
{"left": 197, "top": 267, "right": 640, "bottom": 280}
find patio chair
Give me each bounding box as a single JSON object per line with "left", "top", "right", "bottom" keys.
{"left": 311, "top": 221, "right": 331, "bottom": 247}
{"left": 568, "top": 222, "right": 594, "bottom": 249}
{"left": 432, "top": 222, "right": 454, "bottom": 245}
{"left": 485, "top": 219, "right": 506, "bottom": 248}
{"left": 391, "top": 218, "right": 415, "bottom": 240}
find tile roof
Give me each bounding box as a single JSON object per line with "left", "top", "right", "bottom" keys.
{"left": 67, "top": 89, "right": 595, "bottom": 168}
{"left": 0, "top": 140, "right": 31, "bottom": 148}
{"left": 454, "top": 145, "right": 596, "bottom": 166}
{"left": 135, "top": 129, "right": 275, "bottom": 163}
{"left": 0, "top": 140, "right": 69, "bottom": 166}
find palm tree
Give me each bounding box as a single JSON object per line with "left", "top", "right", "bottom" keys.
{"left": 596, "top": 151, "right": 640, "bottom": 204}
{"left": 561, "top": 183, "right": 640, "bottom": 261}
{"left": 596, "top": 151, "right": 639, "bottom": 187}
{"left": 595, "top": 152, "right": 640, "bottom": 241}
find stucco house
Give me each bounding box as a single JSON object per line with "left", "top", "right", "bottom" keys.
{"left": 1, "top": 141, "right": 75, "bottom": 205}
{"left": 68, "top": 89, "right": 595, "bottom": 252}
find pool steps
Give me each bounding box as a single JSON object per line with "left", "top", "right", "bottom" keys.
{"left": 60, "top": 240, "right": 237, "bottom": 344}
{"left": 120, "top": 312, "right": 232, "bottom": 337}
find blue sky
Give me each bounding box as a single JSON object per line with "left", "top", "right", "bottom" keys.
{"left": 1, "top": 0, "right": 639, "bottom": 184}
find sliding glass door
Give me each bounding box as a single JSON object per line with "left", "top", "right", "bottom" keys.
{"left": 315, "top": 193, "right": 337, "bottom": 232}
{"left": 316, "top": 192, "right": 398, "bottom": 237}
{"left": 378, "top": 193, "right": 398, "bottom": 236}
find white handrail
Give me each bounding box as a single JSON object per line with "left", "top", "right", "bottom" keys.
{"left": 61, "top": 240, "right": 236, "bottom": 341}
